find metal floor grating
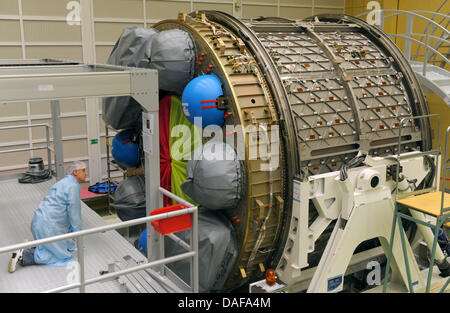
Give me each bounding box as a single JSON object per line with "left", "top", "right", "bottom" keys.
{"left": 0, "top": 177, "right": 159, "bottom": 293}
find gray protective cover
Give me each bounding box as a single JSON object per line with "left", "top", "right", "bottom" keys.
{"left": 111, "top": 175, "right": 146, "bottom": 221}
{"left": 148, "top": 29, "right": 196, "bottom": 94}
{"left": 181, "top": 141, "right": 243, "bottom": 211}
{"left": 163, "top": 208, "right": 238, "bottom": 292}
{"left": 102, "top": 27, "right": 158, "bottom": 130}
{"left": 102, "top": 27, "right": 195, "bottom": 130}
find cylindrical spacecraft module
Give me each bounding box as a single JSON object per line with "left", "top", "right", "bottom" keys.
{"left": 106, "top": 11, "right": 432, "bottom": 291}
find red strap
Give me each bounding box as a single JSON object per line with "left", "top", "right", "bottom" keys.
{"left": 201, "top": 105, "right": 218, "bottom": 109}
{"left": 200, "top": 99, "right": 218, "bottom": 104}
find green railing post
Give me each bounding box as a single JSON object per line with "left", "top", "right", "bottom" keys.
{"left": 398, "top": 216, "right": 414, "bottom": 292}
{"left": 383, "top": 205, "right": 398, "bottom": 293}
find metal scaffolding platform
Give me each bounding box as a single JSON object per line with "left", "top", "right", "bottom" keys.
{"left": 0, "top": 176, "right": 150, "bottom": 293}
{"left": 0, "top": 59, "right": 199, "bottom": 293}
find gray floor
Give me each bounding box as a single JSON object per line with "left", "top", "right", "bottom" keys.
{"left": 0, "top": 176, "right": 156, "bottom": 293}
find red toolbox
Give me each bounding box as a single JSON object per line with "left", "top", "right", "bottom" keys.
{"left": 150, "top": 203, "right": 192, "bottom": 235}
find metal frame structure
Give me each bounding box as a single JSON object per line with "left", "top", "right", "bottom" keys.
{"left": 0, "top": 123, "right": 53, "bottom": 173}
{"left": 105, "top": 124, "right": 126, "bottom": 215}
{"left": 182, "top": 11, "right": 433, "bottom": 289}
{"left": 394, "top": 114, "right": 442, "bottom": 200}
{"left": 383, "top": 124, "right": 450, "bottom": 293}
{"left": 0, "top": 58, "right": 199, "bottom": 293}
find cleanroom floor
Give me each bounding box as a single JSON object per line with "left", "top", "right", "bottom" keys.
{"left": 0, "top": 176, "right": 163, "bottom": 293}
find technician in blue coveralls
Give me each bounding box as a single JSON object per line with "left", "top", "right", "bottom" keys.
{"left": 8, "top": 161, "right": 87, "bottom": 273}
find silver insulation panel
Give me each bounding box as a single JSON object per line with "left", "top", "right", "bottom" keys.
{"left": 248, "top": 19, "right": 425, "bottom": 175}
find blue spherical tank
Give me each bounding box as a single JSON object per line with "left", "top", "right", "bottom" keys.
{"left": 112, "top": 129, "right": 140, "bottom": 168}
{"left": 181, "top": 74, "right": 224, "bottom": 128}
{"left": 138, "top": 228, "right": 147, "bottom": 254}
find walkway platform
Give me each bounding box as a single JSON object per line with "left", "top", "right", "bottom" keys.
{"left": 0, "top": 176, "right": 171, "bottom": 293}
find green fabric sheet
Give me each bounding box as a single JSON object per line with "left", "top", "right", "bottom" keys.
{"left": 169, "top": 96, "right": 202, "bottom": 205}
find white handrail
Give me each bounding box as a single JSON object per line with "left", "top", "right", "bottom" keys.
{"left": 388, "top": 34, "right": 450, "bottom": 64}
{"left": 0, "top": 187, "right": 199, "bottom": 293}
{"left": 0, "top": 207, "right": 197, "bottom": 254}
{"left": 0, "top": 123, "right": 53, "bottom": 173}
{"left": 402, "top": 33, "right": 450, "bottom": 45}
{"left": 356, "top": 9, "right": 449, "bottom": 43}
{"left": 356, "top": 9, "right": 449, "bottom": 77}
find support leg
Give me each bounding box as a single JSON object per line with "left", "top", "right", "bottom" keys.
{"left": 308, "top": 199, "right": 423, "bottom": 293}
{"left": 439, "top": 277, "right": 450, "bottom": 293}
{"left": 426, "top": 222, "right": 442, "bottom": 292}
{"left": 398, "top": 216, "right": 414, "bottom": 292}
{"left": 383, "top": 206, "right": 398, "bottom": 293}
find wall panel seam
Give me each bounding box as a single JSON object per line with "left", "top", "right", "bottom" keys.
{"left": 0, "top": 135, "right": 89, "bottom": 148}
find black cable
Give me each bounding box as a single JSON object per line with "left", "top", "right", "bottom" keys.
{"left": 18, "top": 169, "right": 54, "bottom": 184}
{"left": 416, "top": 155, "right": 435, "bottom": 190}
{"left": 339, "top": 153, "right": 367, "bottom": 181}
{"left": 407, "top": 221, "right": 418, "bottom": 243}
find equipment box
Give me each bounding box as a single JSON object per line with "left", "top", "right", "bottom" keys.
{"left": 150, "top": 203, "right": 192, "bottom": 235}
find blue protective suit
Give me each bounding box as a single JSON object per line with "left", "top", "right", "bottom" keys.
{"left": 31, "top": 175, "right": 82, "bottom": 266}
